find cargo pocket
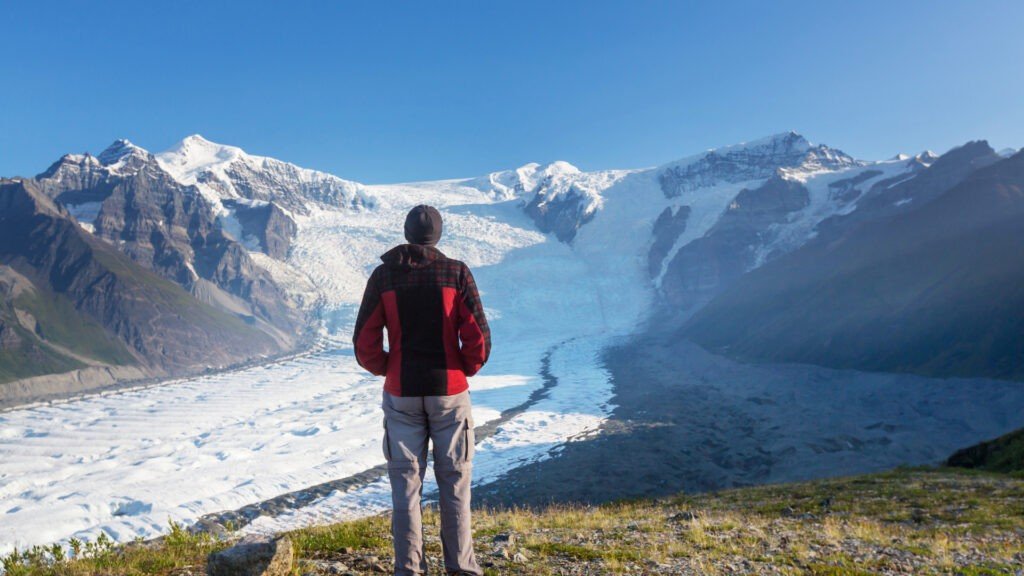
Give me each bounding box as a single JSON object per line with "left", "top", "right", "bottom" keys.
{"left": 463, "top": 418, "right": 475, "bottom": 463}
{"left": 382, "top": 417, "right": 392, "bottom": 461}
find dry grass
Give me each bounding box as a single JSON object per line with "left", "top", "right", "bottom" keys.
{"left": 4, "top": 467, "right": 1023, "bottom": 575}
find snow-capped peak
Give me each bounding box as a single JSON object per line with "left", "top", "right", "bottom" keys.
{"left": 155, "top": 135, "right": 370, "bottom": 214}
{"left": 657, "top": 131, "right": 860, "bottom": 198}
{"left": 165, "top": 134, "right": 246, "bottom": 165}
{"left": 97, "top": 139, "right": 148, "bottom": 166}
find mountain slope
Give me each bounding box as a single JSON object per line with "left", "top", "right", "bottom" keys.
{"left": 35, "top": 141, "right": 307, "bottom": 348}
{"left": 682, "top": 144, "right": 1024, "bottom": 380}
{"left": 0, "top": 179, "right": 283, "bottom": 392}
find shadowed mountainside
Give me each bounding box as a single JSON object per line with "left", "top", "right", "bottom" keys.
{"left": 682, "top": 144, "right": 1024, "bottom": 381}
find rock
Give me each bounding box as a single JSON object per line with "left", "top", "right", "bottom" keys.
{"left": 492, "top": 532, "right": 516, "bottom": 546}
{"left": 668, "top": 511, "right": 696, "bottom": 522}
{"left": 303, "top": 560, "right": 350, "bottom": 575}
{"left": 207, "top": 535, "right": 293, "bottom": 576}
{"left": 512, "top": 552, "right": 529, "bottom": 563}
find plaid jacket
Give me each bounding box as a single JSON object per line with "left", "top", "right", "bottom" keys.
{"left": 353, "top": 244, "right": 491, "bottom": 396}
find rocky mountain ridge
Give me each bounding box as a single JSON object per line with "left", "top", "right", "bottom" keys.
{"left": 682, "top": 142, "right": 1024, "bottom": 380}
{"left": 0, "top": 179, "right": 286, "bottom": 402}
{"left": 34, "top": 141, "right": 307, "bottom": 348}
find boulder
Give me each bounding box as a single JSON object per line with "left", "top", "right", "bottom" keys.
{"left": 207, "top": 535, "right": 293, "bottom": 576}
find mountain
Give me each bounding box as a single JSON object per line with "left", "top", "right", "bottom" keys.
{"left": 5, "top": 130, "right": 1019, "bottom": 401}
{"left": 657, "top": 131, "right": 860, "bottom": 198}
{"left": 682, "top": 143, "right": 1024, "bottom": 380}
{"left": 467, "top": 161, "right": 632, "bottom": 242}
{"left": 649, "top": 133, "right": 921, "bottom": 313}
{"left": 155, "top": 134, "right": 372, "bottom": 214}
{"left": 0, "top": 179, "right": 286, "bottom": 402}
{"left": 35, "top": 140, "right": 307, "bottom": 348}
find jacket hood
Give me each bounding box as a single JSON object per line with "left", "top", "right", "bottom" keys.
{"left": 380, "top": 243, "right": 446, "bottom": 270}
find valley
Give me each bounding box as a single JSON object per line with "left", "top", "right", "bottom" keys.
{"left": 1, "top": 132, "right": 1021, "bottom": 555}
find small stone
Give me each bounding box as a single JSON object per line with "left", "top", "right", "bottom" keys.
{"left": 492, "top": 532, "right": 516, "bottom": 545}
{"left": 370, "top": 562, "right": 388, "bottom": 573}
{"left": 669, "top": 511, "right": 696, "bottom": 522}
{"left": 326, "top": 562, "right": 350, "bottom": 575}
{"left": 910, "top": 508, "right": 928, "bottom": 523}
{"left": 492, "top": 547, "right": 511, "bottom": 559}
{"left": 512, "top": 552, "right": 528, "bottom": 563}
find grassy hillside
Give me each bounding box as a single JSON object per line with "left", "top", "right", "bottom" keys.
{"left": 4, "top": 467, "right": 1022, "bottom": 575}
{"left": 0, "top": 288, "right": 140, "bottom": 385}
{"left": 0, "top": 330, "right": 86, "bottom": 382}
{"left": 948, "top": 428, "right": 1024, "bottom": 476}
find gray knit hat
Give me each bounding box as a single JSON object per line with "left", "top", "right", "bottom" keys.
{"left": 403, "top": 204, "right": 443, "bottom": 246}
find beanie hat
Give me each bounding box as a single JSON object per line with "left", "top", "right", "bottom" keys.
{"left": 404, "top": 205, "right": 443, "bottom": 246}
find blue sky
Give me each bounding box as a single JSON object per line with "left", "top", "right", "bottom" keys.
{"left": 2, "top": 1, "right": 1021, "bottom": 183}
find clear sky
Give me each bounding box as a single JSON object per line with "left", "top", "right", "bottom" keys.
{"left": 2, "top": 1, "right": 1022, "bottom": 183}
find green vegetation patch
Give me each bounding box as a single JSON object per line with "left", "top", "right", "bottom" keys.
{"left": 948, "top": 427, "right": 1024, "bottom": 475}
{"left": 14, "top": 290, "right": 136, "bottom": 367}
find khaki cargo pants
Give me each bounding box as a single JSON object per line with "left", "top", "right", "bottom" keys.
{"left": 382, "top": 389, "right": 482, "bottom": 576}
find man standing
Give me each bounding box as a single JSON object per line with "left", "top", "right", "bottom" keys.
{"left": 353, "top": 205, "right": 489, "bottom": 576}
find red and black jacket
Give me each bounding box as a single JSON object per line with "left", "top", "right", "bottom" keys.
{"left": 353, "top": 244, "right": 491, "bottom": 397}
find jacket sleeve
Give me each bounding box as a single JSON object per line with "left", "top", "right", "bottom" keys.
{"left": 457, "top": 265, "right": 491, "bottom": 376}
{"left": 353, "top": 267, "right": 388, "bottom": 376}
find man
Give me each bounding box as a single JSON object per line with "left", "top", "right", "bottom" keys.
{"left": 353, "top": 204, "right": 490, "bottom": 576}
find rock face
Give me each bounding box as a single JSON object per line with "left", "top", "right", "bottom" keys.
{"left": 657, "top": 132, "right": 859, "bottom": 199}
{"left": 34, "top": 141, "right": 306, "bottom": 348}
{"left": 474, "top": 161, "right": 627, "bottom": 243}
{"left": 660, "top": 175, "right": 810, "bottom": 310}
{"left": 0, "top": 179, "right": 283, "bottom": 384}
{"left": 648, "top": 205, "right": 690, "bottom": 278}
{"left": 814, "top": 141, "right": 998, "bottom": 242}
{"left": 683, "top": 143, "right": 1024, "bottom": 381}
{"left": 223, "top": 199, "right": 298, "bottom": 259}
{"left": 207, "top": 535, "right": 293, "bottom": 576}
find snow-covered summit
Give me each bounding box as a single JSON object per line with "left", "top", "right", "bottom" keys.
{"left": 465, "top": 160, "right": 631, "bottom": 241}
{"left": 97, "top": 139, "right": 146, "bottom": 165}
{"left": 94, "top": 139, "right": 154, "bottom": 174}
{"left": 658, "top": 131, "right": 861, "bottom": 198}
{"left": 156, "top": 134, "right": 371, "bottom": 214}
{"left": 471, "top": 161, "right": 584, "bottom": 199}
